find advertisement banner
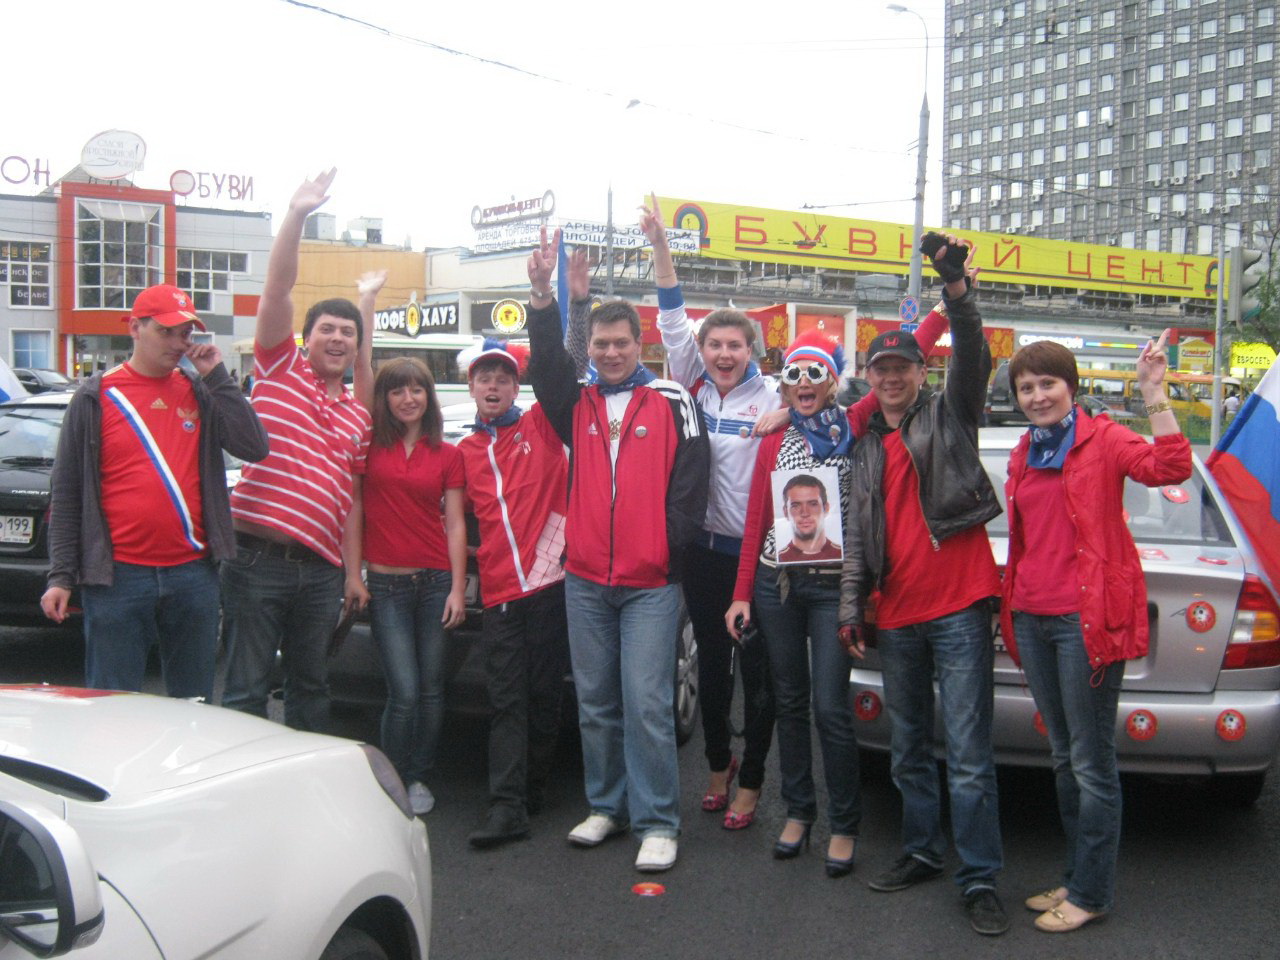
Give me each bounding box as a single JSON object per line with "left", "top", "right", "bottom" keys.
{"left": 473, "top": 220, "right": 699, "bottom": 255}
{"left": 1232, "top": 342, "right": 1277, "bottom": 369}
{"left": 659, "top": 197, "right": 1219, "bottom": 300}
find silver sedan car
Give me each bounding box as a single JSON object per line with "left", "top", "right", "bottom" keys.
{"left": 849, "top": 427, "right": 1280, "bottom": 806}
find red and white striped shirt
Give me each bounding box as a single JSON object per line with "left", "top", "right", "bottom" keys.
{"left": 230, "top": 338, "right": 371, "bottom": 565}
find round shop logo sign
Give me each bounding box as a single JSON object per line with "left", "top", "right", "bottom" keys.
{"left": 405, "top": 301, "right": 422, "bottom": 338}
{"left": 492, "top": 298, "right": 527, "bottom": 334}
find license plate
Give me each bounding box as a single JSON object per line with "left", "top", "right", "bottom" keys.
{"left": 0, "top": 515, "right": 33, "bottom": 544}
{"left": 465, "top": 573, "right": 480, "bottom": 606}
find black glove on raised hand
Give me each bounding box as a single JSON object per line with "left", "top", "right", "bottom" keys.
{"left": 920, "top": 231, "right": 969, "bottom": 284}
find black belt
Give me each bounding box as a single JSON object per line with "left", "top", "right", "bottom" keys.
{"left": 788, "top": 565, "right": 843, "bottom": 578}
{"left": 235, "top": 531, "right": 326, "bottom": 564}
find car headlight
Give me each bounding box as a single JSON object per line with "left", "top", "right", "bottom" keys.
{"left": 359, "top": 744, "right": 415, "bottom": 819}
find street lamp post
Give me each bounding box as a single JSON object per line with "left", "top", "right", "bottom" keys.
{"left": 888, "top": 4, "right": 930, "bottom": 300}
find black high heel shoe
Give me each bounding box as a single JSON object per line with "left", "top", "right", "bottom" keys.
{"left": 773, "top": 821, "right": 812, "bottom": 860}
{"left": 825, "top": 836, "right": 857, "bottom": 878}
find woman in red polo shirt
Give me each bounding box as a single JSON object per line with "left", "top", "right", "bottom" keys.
{"left": 345, "top": 358, "right": 466, "bottom": 816}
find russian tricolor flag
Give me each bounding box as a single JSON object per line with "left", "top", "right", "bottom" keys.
{"left": 0, "top": 356, "right": 29, "bottom": 403}
{"left": 1208, "top": 361, "right": 1280, "bottom": 591}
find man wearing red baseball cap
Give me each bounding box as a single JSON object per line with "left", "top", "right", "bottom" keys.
{"left": 42, "top": 284, "right": 268, "bottom": 701}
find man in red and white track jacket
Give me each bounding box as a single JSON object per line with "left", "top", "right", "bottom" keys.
{"left": 526, "top": 229, "right": 709, "bottom": 875}
{"left": 456, "top": 338, "right": 571, "bottom": 850}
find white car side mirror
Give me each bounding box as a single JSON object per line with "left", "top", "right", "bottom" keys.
{"left": 0, "top": 801, "right": 103, "bottom": 957}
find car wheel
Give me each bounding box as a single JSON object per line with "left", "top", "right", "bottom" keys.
{"left": 1209, "top": 771, "right": 1267, "bottom": 808}
{"left": 673, "top": 599, "right": 700, "bottom": 746}
{"left": 319, "top": 926, "right": 389, "bottom": 960}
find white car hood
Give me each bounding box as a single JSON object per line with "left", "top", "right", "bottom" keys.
{"left": 0, "top": 686, "right": 352, "bottom": 799}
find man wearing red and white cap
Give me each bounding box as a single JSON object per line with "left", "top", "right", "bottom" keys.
{"left": 42, "top": 284, "right": 268, "bottom": 700}
{"left": 456, "top": 338, "right": 571, "bottom": 848}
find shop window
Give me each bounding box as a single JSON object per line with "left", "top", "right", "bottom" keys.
{"left": 0, "top": 240, "right": 53, "bottom": 308}
{"left": 76, "top": 201, "right": 163, "bottom": 310}
{"left": 177, "top": 250, "right": 250, "bottom": 312}
{"left": 12, "top": 330, "right": 52, "bottom": 369}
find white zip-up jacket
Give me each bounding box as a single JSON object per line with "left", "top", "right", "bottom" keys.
{"left": 656, "top": 290, "right": 781, "bottom": 547}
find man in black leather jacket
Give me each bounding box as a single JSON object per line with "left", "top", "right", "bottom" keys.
{"left": 838, "top": 236, "right": 1008, "bottom": 937}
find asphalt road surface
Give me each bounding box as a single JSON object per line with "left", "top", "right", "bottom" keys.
{"left": 3, "top": 625, "right": 1278, "bottom": 960}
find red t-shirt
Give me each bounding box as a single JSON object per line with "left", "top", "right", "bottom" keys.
{"left": 359, "top": 438, "right": 464, "bottom": 569}
{"left": 1010, "top": 466, "right": 1081, "bottom": 614}
{"left": 99, "top": 364, "right": 205, "bottom": 566}
{"left": 874, "top": 430, "right": 1001, "bottom": 629}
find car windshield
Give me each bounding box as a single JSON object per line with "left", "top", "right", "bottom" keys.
{"left": 981, "top": 451, "right": 1233, "bottom": 547}
{"left": 0, "top": 405, "right": 64, "bottom": 464}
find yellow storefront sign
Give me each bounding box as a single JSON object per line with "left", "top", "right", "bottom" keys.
{"left": 1231, "top": 342, "right": 1277, "bottom": 369}
{"left": 660, "top": 197, "right": 1218, "bottom": 300}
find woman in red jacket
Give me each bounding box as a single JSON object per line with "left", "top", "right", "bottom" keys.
{"left": 1001, "top": 333, "right": 1191, "bottom": 933}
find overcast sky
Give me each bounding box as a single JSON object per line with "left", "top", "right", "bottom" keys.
{"left": 7, "top": 0, "right": 946, "bottom": 248}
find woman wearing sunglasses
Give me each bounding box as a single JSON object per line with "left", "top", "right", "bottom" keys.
{"left": 724, "top": 290, "right": 957, "bottom": 876}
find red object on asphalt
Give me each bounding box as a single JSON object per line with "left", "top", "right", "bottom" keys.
{"left": 632, "top": 883, "right": 666, "bottom": 897}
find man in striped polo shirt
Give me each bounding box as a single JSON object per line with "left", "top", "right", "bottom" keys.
{"left": 221, "top": 168, "right": 373, "bottom": 733}
{"left": 42, "top": 284, "right": 268, "bottom": 701}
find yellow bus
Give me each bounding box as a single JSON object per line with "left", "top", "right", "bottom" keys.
{"left": 1076, "top": 369, "right": 1214, "bottom": 419}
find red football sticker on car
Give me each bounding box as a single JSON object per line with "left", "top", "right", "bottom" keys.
{"left": 1216, "top": 710, "right": 1247, "bottom": 742}
{"left": 1139, "top": 548, "right": 1169, "bottom": 561}
{"left": 1161, "top": 486, "right": 1190, "bottom": 504}
{"left": 1196, "top": 556, "right": 1229, "bottom": 565}
{"left": 1185, "top": 601, "right": 1216, "bottom": 633}
{"left": 853, "top": 691, "right": 882, "bottom": 722}
{"left": 1033, "top": 712, "right": 1048, "bottom": 737}
{"left": 1126, "top": 709, "right": 1158, "bottom": 741}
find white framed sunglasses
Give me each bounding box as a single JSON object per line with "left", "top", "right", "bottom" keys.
{"left": 780, "top": 362, "right": 830, "bottom": 386}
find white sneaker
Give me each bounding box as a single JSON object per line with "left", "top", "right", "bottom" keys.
{"left": 635, "top": 836, "right": 678, "bottom": 872}
{"left": 567, "top": 814, "right": 627, "bottom": 847}
{"left": 408, "top": 782, "right": 435, "bottom": 815}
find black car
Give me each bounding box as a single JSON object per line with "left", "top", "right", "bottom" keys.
{"left": 13, "top": 368, "right": 74, "bottom": 394}
{"left": 0, "top": 393, "right": 72, "bottom": 623}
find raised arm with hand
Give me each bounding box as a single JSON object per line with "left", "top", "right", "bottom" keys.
{"left": 640, "top": 194, "right": 678, "bottom": 290}
{"left": 526, "top": 228, "right": 578, "bottom": 445}
{"left": 1135, "top": 329, "right": 1181, "bottom": 438}
{"left": 257, "top": 168, "right": 336, "bottom": 350}
{"left": 565, "top": 247, "right": 593, "bottom": 378}
{"left": 354, "top": 270, "right": 387, "bottom": 410}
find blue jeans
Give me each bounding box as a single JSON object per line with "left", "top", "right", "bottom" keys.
{"left": 367, "top": 569, "right": 451, "bottom": 785}
{"left": 564, "top": 573, "right": 681, "bottom": 839}
{"left": 1014, "top": 611, "right": 1124, "bottom": 913}
{"left": 753, "top": 564, "right": 861, "bottom": 835}
{"left": 220, "top": 543, "right": 343, "bottom": 732}
{"left": 82, "top": 559, "right": 220, "bottom": 701}
{"left": 878, "top": 601, "right": 1002, "bottom": 890}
